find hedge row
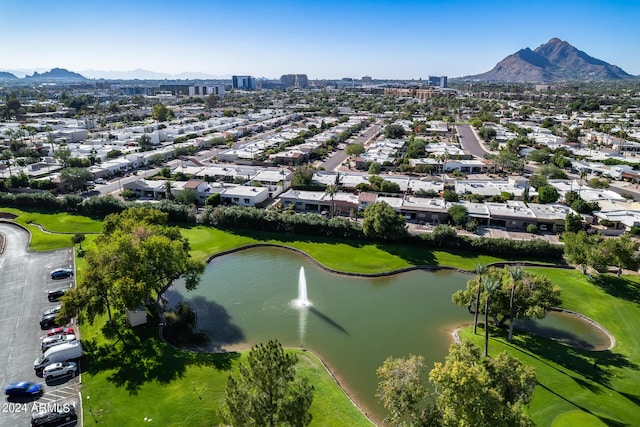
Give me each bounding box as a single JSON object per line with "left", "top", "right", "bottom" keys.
{"left": 0, "top": 191, "right": 195, "bottom": 223}
{"left": 198, "top": 205, "right": 364, "bottom": 239}
{"left": 0, "top": 192, "right": 564, "bottom": 261}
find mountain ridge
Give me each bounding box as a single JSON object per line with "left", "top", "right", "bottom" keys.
{"left": 464, "top": 38, "right": 635, "bottom": 82}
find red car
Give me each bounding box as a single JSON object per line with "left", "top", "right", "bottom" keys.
{"left": 45, "top": 327, "right": 74, "bottom": 337}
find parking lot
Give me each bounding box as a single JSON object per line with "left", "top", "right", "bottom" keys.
{"left": 0, "top": 222, "right": 80, "bottom": 426}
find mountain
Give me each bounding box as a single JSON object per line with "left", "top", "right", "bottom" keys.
{"left": 0, "top": 71, "right": 18, "bottom": 80}
{"left": 25, "top": 68, "right": 88, "bottom": 81}
{"left": 465, "top": 38, "right": 634, "bottom": 82}
{"left": 79, "top": 68, "right": 226, "bottom": 80}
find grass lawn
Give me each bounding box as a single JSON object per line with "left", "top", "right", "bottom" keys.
{"left": 80, "top": 319, "right": 372, "bottom": 426}
{"left": 0, "top": 208, "right": 102, "bottom": 251}
{"left": 458, "top": 267, "right": 640, "bottom": 426}
{"left": 181, "top": 226, "right": 541, "bottom": 273}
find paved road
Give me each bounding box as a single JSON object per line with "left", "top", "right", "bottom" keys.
{"left": 456, "top": 124, "right": 493, "bottom": 159}
{"left": 0, "top": 223, "right": 79, "bottom": 426}
{"left": 321, "top": 120, "right": 383, "bottom": 171}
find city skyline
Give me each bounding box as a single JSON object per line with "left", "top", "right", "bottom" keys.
{"left": 1, "top": 0, "right": 639, "bottom": 80}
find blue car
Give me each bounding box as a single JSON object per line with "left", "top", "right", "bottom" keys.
{"left": 5, "top": 381, "right": 43, "bottom": 397}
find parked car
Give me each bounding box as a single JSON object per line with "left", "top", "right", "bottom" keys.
{"left": 34, "top": 341, "right": 83, "bottom": 370}
{"left": 5, "top": 381, "right": 43, "bottom": 397}
{"left": 42, "top": 362, "right": 77, "bottom": 381}
{"left": 41, "top": 334, "right": 76, "bottom": 352}
{"left": 46, "top": 286, "right": 70, "bottom": 302}
{"left": 94, "top": 178, "right": 106, "bottom": 184}
{"left": 31, "top": 404, "right": 76, "bottom": 426}
{"left": 39, "top": 306, "right": 62, "bottom": 329}
{"left": 45, "top": 327, "right": 74, "bottom": 337}
{"left": 50, "top": 268, "right": 73, "bottom": 280}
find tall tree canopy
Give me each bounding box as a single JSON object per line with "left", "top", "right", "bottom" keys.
{"left": 377, "top": 341, "right": 536, "bottom": 427}
{"left": 452, "top": 266, "right": 562, "bottom": 330}
{"left": 376, "top": 354, "right": 427, "bottom": 426}
{"left": 428, "top": 341, "right": 536, "bottom": 427}
{"left": 219, "top": 340, "right": 314, "bottom": 426}
{"left": 362, "top": 201, "right": 408, "bottom": 240}
{"left": 62, "top": 207, "right": 204, "bottom": 324}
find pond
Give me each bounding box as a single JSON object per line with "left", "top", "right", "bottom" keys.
{"left": 165, "top": 247, "right": 471, "bottom": 421}
{"left": 514, "top": 309, "right": 612, "bottom": 351}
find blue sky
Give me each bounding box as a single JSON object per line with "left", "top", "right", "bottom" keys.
{"left": 0, "top": 0, "right": 638, "bottom": 79}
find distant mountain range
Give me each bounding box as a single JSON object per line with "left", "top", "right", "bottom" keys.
{"left": 465, "top": 38, "right": 636, "bottom": 82}
{"left": 26, "top": 67, "right": 88, "bottom": 81}
{"left": 0, "top": 67, "right": 229, "bottom": 81}
{"left": 0, "top": 71, "right": 18, "bottom": 80}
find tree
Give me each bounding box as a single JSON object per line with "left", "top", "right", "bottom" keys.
{"left": 70, "top": 233, "right": 86, "bottom": 249}
{"left": 291, "top": 165, "right": 315, "bottom": 188}
{"left": 447, "top": 204, "right": 468, "bottom": 226}
{"left": 61, "top": 208, "right": 204, "bottom": 324}
{"left": 60, "top": 167, "right": 93, "bottom": 192}
{"left": 442, "top": 188, "right": 459, "bottom": 202}
{"left": 597, "top": 234, "right": 639, "bottom": 276}
{"left": 452, "top": 267, "right": 562, "bottom": 336}
{"left": 562, "top": 231, "right": 593, "bottom": 273}
{"left": 482, "top": 276, "right": 501, "bottom": 357}
{"left": 368, "top": 161, "right": 381, "bottom": 175}
{"left": 362, "top": 201, "right": 407, "bottom": 240}
{"left": 376, "top": 354, "right": 427, "bottom": 426}
{"left": 428, "top": 341, "right": 536, "bottom": 427}
{"left": 175, "top": 188, "right": 199, "bottom": 205}
{"left": 324, "top": 183, "right": 338, "bottom": 217}
{"left": 472, "top": 262, "right": 487, "bottom": 335}
{"left": 152, "top": 103, "right": 173, "bottom": 122}
{"left": 507, "top": 265, "right": 524, "bottom": 342}
{"left": 384, "top": 124, "right": 406, "bottom": 139}
{"left": 536, "top": 185, "right": 559, "bottom": 204}
{"left": 528, "top": 174, "right": 547, "bottom": 190}
{"left": 54, "top": 147, "right": 72, "bottom": 167}
{"left": 564, "top": 212, "right": 584, "bottom": 233}
{"left": 218, "top": 340, "right": 314, "bottom": 427}
{"left": 345, "top": 143, "right": 365, "bottom": 157}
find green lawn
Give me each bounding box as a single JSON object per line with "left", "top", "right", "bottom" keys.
{"left": 80, "top": 319, "right": 372, "bottom": 426}
{"left": 4, "top": 208, "right": 638, "bottom": 426}
{"left": 459, "top": 268, "right": 640, "bottom": 426}
{"left": 0, "top": 208, "right": 102, "bottom": 251}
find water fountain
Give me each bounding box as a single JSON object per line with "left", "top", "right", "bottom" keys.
{"left": 293, "top": 266, "right": 311, "bottom": 348}
{"left": 293, "top": 266, "right": 311, "bottom": 308}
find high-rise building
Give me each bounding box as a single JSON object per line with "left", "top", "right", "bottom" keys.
{"left": 361, "top": 75, "right": 373, "bottom": 83}
{"left": 232, "top": 75, "right": 256, "bottom": 90}
{"left": 280, "top": 74, "right": 308, "bottom": 88}
{"left": 428, "top": 76, "right": 448, "bottom": 88}
{"left": 188, "top": 85, "right": 226, "bottom": 97}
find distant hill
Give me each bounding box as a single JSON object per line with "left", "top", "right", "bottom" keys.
{"left": 0, "top": 71, "right": 18, "bottom": 80}
{"left": 25, "top": 68, "right": 88, "bottom": 81}
{"left": 465, "top": 38, "right": 635, "bottom": 82}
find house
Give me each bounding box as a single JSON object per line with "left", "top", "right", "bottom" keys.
{"left": 220, "top": 186, "right": 269, "bottom": 207}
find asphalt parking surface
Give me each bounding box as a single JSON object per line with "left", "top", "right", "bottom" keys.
{"left": 0, "top": 222, "right": 79, "bottom": 427}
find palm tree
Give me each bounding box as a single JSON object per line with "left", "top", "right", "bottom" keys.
{"left": 472, "top": 262, "right": 487, "bottom": 335}
{"left": 324, "top": 183, "right": 338, "bottom": 218}
{"left": 482, "top": 276, "right": 501, "bottom": 357}
{"left": 578, "top": 170, "right": 587, "bottom": 197}
{"left": 164, "top": 180, "right": 174, "bottom": 200}
{"left": 507, "top": 265, "right": 524, "bottom": 342}
{"left": 0, "top": 150, "right": 13, "bottom": 179}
